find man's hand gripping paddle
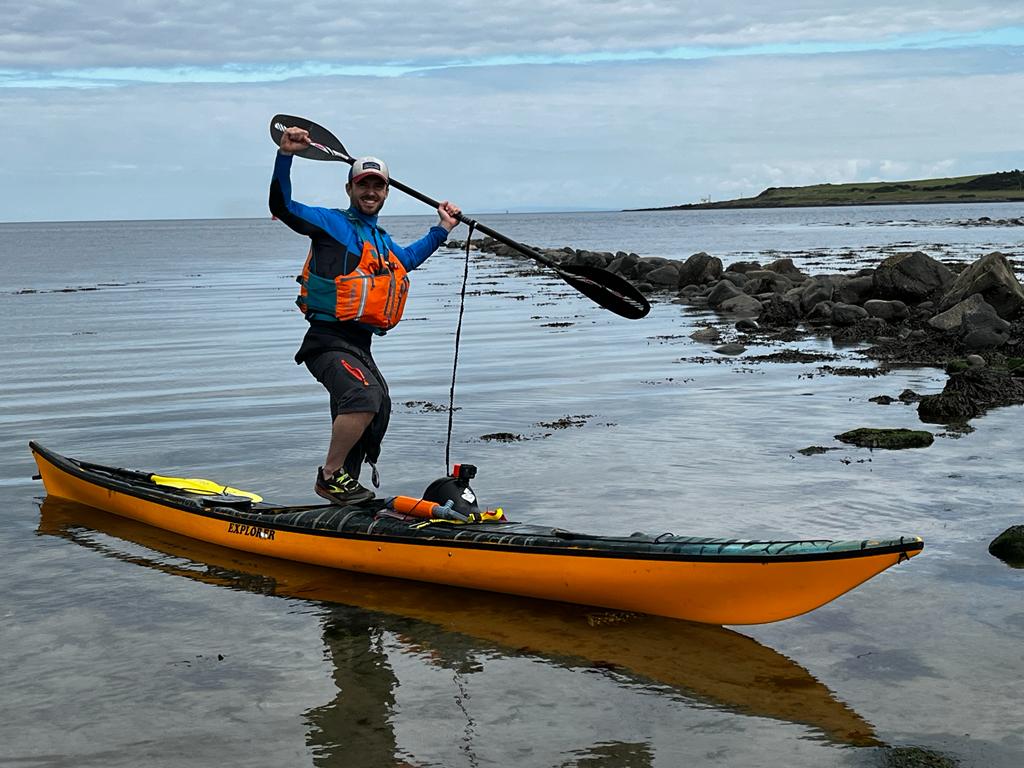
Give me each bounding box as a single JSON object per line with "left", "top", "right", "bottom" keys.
{"left": 270, "top": 114, "right": 650, "bottom": 320}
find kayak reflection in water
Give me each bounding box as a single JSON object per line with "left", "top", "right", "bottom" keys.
{"left": 270, "top": 126, "right": 461, "bottom": 506}
{"left": 37, "top": 496, "right": 881, "bottom": 765}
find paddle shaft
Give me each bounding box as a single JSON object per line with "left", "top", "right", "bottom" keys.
{"left": 275, "top": 128, "right": 561, "bottom": 270}
{"left": 384, "top": 178, "right": 560, "bottom": 269}
{"left": 293, "top": 142, "right": 560, "bottom": 268}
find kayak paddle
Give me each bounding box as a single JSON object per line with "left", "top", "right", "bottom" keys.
{"left": 149, "top": 475, "right": 263, "bottom": 503}
{"left": 74, "top": 457, "right": 263, "bottom": 502}
{"left": 270, "top": 114, "right": 651, "bottom": 320}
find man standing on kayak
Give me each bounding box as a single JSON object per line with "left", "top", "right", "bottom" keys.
{"left": 271, "top": 126, "right": 461, "bottom": 505}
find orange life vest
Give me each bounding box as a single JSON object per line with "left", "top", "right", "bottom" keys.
{"left": 296, "top": 215, "right": 411, "bottom": 331}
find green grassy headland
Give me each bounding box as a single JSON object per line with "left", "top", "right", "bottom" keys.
{"left": 638, "top": 170, "right": 1024, "bottom": 210}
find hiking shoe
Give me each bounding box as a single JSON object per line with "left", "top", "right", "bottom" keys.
{"left": 315, "top": 466, "right": 375, "bottom": 505}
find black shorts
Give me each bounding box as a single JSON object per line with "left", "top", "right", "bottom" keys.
{"left": 305, "top": 349, "right": 391, "bottom": 478}
{"left": 305, "top": 349, "right": 388, "bottom": 418}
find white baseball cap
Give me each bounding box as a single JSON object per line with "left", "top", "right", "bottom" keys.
{"left": 349, "top": 156, "right": 390, "bottom": 183}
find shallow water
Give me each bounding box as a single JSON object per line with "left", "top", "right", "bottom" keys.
{"left": 1, "top": 206, "right": 1023, "bottom": 767}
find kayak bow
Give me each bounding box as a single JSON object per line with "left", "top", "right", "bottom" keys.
{"left": 29, "top": 441, "right": 923, "bottom": 625}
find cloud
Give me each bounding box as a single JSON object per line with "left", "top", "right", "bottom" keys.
{"left": 2, "top": 0, "right": 1023, "bottom": 76}
{"left": 3, "top": 44, "right": 1023, "bottom": 221}
{"left": 3, "top": 2, "right": 1023, "bottom": 219}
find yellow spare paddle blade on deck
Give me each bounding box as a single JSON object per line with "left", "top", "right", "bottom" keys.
{"left": 150, "top": 475, "right": 263, "bottom": 503}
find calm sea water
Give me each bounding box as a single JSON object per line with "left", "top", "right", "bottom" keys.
{"left": 2, "top": 204, "right": 1022, "bottom": 767}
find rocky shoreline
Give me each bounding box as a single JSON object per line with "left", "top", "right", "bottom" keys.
{"left": 450, "top": 238, "right": 1024, "bottom": 421}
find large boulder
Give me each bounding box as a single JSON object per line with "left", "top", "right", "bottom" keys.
{"left": 707, "top": 279, "right": 743, "bottom": 307}
{"left": 717, "top": 294, "right": 763, "bottom": 317}
{"left": 797, "top": 278, "right": 836, "bottom": 314}
{"left": 741, "top": 270, "right": 793, "bottom": 295}
{"left": 989, "top": 525, "right": 1024, "bottom": 567}
{"left": 764, "top": 258, "right": 809, "bottom": 282}
{"left": 726, "top": 260, "right": 762, "bottom": 274}
{"left": 794, "top": 275, "right": 857, "bottom": 313}
{"left": 864, "top": 299, "right": 910, "bottom": 323}
{"left": 806, "top": 300, "right": 834, "bottom": 325}
{"left": 758, "top": 294, "right": 801, "bottom": 327}
{"left": 721, "top": 271, "right": 748, "bottom": 288}
{"left": 645, "top": 263, "right": 682, "bottom": 287}
{"left": 939, "top": 252, "right": 1024, "bottom": 320}
{"left": 831, "top": 303, "right": 869, "bottom": 326}
{"left": 564, "top": 249, "right": 612, "bottom": 268}
{"left": 489, "top": 242, "right": 521, "bottom": 258}
{"left": 928, "top": 294, "right": 1011, "bottom": 349}
{"left": 836, "top": 275, "right": 875, "bottom": 306}
{"left": 607, "top": 252, "right": 640, "bottom": 278}
{"left": 873, "top": 251, "right": 954, "bottom": 303}
{"left": 677, "top": 252, "right": 723, "bottom": 286}
{"left": 635, "top": 256, "right": 671, "bottom": 276}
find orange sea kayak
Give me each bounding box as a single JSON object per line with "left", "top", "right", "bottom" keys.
{"left": 30, "top": 441, "right": 923, "bottom": 625}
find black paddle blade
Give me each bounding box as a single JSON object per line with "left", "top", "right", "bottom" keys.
{"left": 270, "top": 114, "right": 352, "bottom": 162}
{"left": 555, "top": 264, "right": 650, "bottom": 319}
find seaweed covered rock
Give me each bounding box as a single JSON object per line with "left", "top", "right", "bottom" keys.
{"left": 690, "top": 326, "right": 721, "bottom": 343}
{"left": 989, "top": 525, "right": 1024, "bottom": 567}
{"left": 880, "top": 745, "right": 960, "bottom": 768}
{"left": 835, "top": 428, "right": 934, "bottom": 449}
{"left": 862, "top": 322, "right": 968, "bottom": 367}
{"left": 918, "top": 366, "right": 1024, "bottom": 422}
{"left": 758, "top": 294, "right": 802, "bottom": 327}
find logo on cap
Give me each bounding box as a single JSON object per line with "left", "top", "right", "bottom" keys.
{"left": 349, "top": 156, "right": 390, "bottom": 182}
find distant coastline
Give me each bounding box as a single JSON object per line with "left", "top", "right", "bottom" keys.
{"left": 631, "top": 170, "right": 1024, "bottom": 211}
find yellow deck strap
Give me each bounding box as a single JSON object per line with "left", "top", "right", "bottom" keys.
{"left": 150, "top": 475, "right": 263, "bottom": 503}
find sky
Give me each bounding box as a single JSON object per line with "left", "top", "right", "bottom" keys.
{"left": 2, "top": 1, "right": 1023, "bottom": 221}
